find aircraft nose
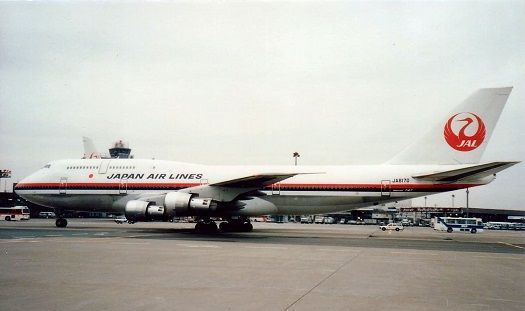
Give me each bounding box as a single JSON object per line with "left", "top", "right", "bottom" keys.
{"left": 14, "top": 171, "right": 41, "bottom": 197}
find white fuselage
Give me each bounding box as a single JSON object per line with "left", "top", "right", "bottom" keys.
{"left": 15, "top": 158, "right": 490, "bottom": 216}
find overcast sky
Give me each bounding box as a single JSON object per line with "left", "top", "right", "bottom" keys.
{"left": 1, "top": 1, "right": 524, "bottom": 210}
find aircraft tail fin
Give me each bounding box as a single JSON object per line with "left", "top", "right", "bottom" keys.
{"left": 82, "top": 136, "right": 101, "bottom": 159}
{"left": 389, "top": 87, "right": 513, "bottom": 165}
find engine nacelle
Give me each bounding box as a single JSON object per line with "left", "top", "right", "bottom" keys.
{"left": 164, "top": 192, "right": 217, "bottom": 216}
{"left": 125, "top": 200, "right": 166, "bottom": 221}
{"left": 230, "top": 197, "right": 277, "bottom": 216}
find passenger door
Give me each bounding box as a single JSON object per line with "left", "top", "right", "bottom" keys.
{"left": 98, "top": 160, "right": 111, "bottom": 174}
{"left": 59, "top": 177, "right": 67, "bottom": 195}
{"left": 119, "top": 178, "right": 128, "bottom": 194}
{"left": 271, "top": 183, "right": 281, "bottom": 195}
{"left": 380, "top": 180, "right": 391, "bottom": 197}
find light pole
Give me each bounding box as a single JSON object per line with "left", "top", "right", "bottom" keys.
{"left": 466, "top": 188, "right": 470, "bottom": 217}
{"left": 424, "top": 196, "right": 427, "bottom": 220}
{"left": 448, "top": 194, "right": 455, "bottom": 217}
{"left": 293, "top": 152, "right": 300, "bottom": 166}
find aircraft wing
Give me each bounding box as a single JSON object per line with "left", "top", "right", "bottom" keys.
{"left": 412, "top": 161, "right": 519, "bottom": 182}
{"left": 179, "top": 172, "right": 322, "bottom": 202}
{"left": 210, "top": 173, "right": 302, "bottom": 188}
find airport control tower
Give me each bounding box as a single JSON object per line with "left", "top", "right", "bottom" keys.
{"left": 109, "top": 140, "right": 133, "bottom": 159}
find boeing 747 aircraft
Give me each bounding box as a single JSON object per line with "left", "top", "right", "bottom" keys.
{"left": 15, "top": 88, "right": 518, "bottom": 232}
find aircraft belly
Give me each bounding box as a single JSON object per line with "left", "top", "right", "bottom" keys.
{"left": 263, "top": 192, "right": 419, "bottom": 215}
{"left": 264, "top": 195, "right": 364, "bottom": 215}
{"left": 28, "top": 194, "right": 118, "bottom": 212}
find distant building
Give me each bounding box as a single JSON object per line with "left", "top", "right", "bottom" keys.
{"left": 109, "top": 140, "right": 133, "bottom": 159}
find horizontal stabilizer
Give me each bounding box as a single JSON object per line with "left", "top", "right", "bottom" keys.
{"left": 412, "top": 161, "right": 519, "bottom": 182}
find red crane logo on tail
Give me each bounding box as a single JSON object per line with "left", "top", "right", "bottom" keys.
{"left": 444, "top": 112, "right": 486, "bottom": 151}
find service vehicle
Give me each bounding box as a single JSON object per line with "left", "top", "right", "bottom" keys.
{"left": 379, "top": 223, "right": 404, "bottom": 231}
{"left": 434, "top": 217, "right": 484, "bottom": 233}
{"left": 0, "top": 206, "right": 30, "bottom": 221}
{"left": 323, "top": 216, "right": 336, "bottom": 224}
{"left": 39, "top": 211, "right": 56, "bottom": 218}
{"left": 300, "top": 216, "right": 313, "bottom": 224}
{"left": 114, "top": 216, "right": 130, "bottom": 224}
{"left": 314, "top": 215, "right": 325, "bottom": 224}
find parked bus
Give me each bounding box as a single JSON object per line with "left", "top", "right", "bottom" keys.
{"left": 0, "top": 206, "right": 30, "bottom": 221}
{"left": 433, "top": 217, "right": 483, "bottom": 233}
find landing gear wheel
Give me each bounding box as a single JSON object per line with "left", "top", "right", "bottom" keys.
{"left": 195, "top": 221, "right": 217, "bottom": 233}
{"left": 219, "top": 222, "right": 230, "bottom": 232}
{"left": 447, "top": 227, "right": 453, "bottom": 233}
{"left": 242, "top": 222, "right": 253, "bottom": 232}
{"left": 56, "top": 218, "right": 68, "bottom": 228}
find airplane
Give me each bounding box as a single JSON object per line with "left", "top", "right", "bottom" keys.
{"left": 15, "top": 87, "right": 518, "bottom": 232}
{"left": 82, "top": 136, "right": 106, "bottom": 159}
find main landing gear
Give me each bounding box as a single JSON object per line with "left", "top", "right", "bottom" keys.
{"left": 219, "top": 217, "right": 253, "bottom": 232}
{"left": 193, "top": 217, "right": 253, "bottom": 233}
{"left": 194, "top": 219, "right": 218, "bottom": 233}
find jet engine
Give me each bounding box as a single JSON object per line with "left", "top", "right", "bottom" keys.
{"left": 125, "top": 200, "right": 166, "bottom": 221}
{"left": 164, "top": 192, "right": 217, "bottom": 216}
{"left": 125, "top": 192, "right": 217, "bottom": 221}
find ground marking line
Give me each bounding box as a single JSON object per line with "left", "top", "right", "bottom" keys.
{"left": 390, "top": 251, "right": 439, "bottom": 256}
{"left": 474, "top": 255, "right": 524, "bottom": 260}
{"left": 245, "top": 246, "right": 288, "bottom": 250}
{"left": 498, "top": 242, "right": 525, "bottom": 250}
{"left": 284, "top": 251, "right": 361, "bottom": 310}
{"left": 176, "top": 244, "right": 219, "bottom": 248}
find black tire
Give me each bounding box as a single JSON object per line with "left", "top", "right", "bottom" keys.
{"left": 395, "top": 228, "right": 400, "bottom": 231}
{"left": 381, "top": 227, "right": 386, "bottom": 231}
{"left": 195, "top": 222, "right": 204, "bottom": 232}
{"left": 219, "top": 222, "right": 230, "bottom": 232}
{"left": 447, "top": 227, "right": 453, "bottom": 233}
{"left": 55, "top": 218, "right": 68, "bottom": 228}
{"left": 195, "top": 222, "right": 217, "bottom": 233}
{"left": 470, "top": 228, "right": 477, "bottom": 234}
{"left": 5, "top": 216, "right": 10, "bottom": 221}
{"left": 206, "top": 223, "right": 218, "bottom": 232}
{"left": 243, "top": 223, "right": 253, "bottom": 232}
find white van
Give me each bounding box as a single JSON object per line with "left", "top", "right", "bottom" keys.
{"left": 39, "top": 211, "right": 56, "bottom": 219}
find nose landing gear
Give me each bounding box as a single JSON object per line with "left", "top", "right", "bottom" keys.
{"left": 55, "top": 218, "right": 68, "bottom": 228}
{"left": 54, "top": 210, "right": 68, "bottom": 228}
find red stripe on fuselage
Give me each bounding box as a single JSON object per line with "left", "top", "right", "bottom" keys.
{"left": 14, "top": 182, "right": 480, "bottom": 190}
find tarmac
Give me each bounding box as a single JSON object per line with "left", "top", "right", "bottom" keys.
{"left": 1, "top": 219, "right": 524, "bottom": 311}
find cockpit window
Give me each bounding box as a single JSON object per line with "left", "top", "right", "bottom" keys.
{"left": 43, "top": 164, "right": 51, "bottom": 169}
